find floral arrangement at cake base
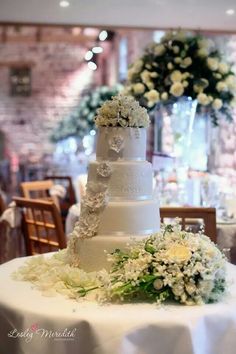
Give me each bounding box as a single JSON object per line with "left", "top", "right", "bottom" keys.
{"left": 125, "top": 31, "right": 236, "bottom": 125}
{"left": 14, "top": 222, "right": 227, "bottom": 306}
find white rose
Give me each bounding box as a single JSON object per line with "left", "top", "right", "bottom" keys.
{"left": 174, "top": 57, "right": 182, "bottom": 64}
{"left": 121, "top": 86, "right": 132, "bottom": 95}
{"left": 193, "top": 84, "right": 203, "bottom": 93}
{"left": 208, "top": 96, "right": 213, "bottom": 102}
{"left": 174, "top": 30, "right": 186, "bottom": 42}
{"left": 225, "top": 75, "right": 236, "bottom": 91}
{"left": 133, "top": 59, "right": 143, "bottom": 73}
{"left": 197, "top": 93, "right": 210, "bottom": 106}
{"left": 218, "top": 63, "right": 229, "bottom": 75}
{"left": 154, "top": 44, "right": 165, "bottom": 56}
{"left": 161, "top": 92, "right": 168, "bottom": 100}
{"left": 141, "top": 70, "right": 150, "bottom": 83}
{"left": 214, "top": 73, "right": 222, "bottom": 79}
{"left": 216, "top": 81, "right": 228, "bottom": 92}
{"left": 207, "top": 57, "right": 219, "bottom": 71}
{"left": 167, "top": 62, "right": 174, "bottom": 70}
{"left": 150, "top": 72, "right": 158, "bottom": 78}
{"left": 197, "top": 48, "right": 209, "bottom": 57}
{"left": 182, "top": 72, "right": 190, "bottom": 79}
{"left": 153, "top": 279, "right": 164, "bottom": 290}
{"left": 212, "top": 98, "right": 223, "bottom": 110}
{"left": 127, "top": 68, "right": 135, "bottom": 81}
{"left": 180, "top": 57, "right": 192, "bottom": 68}
{"left": 198, "top": 38, "right": 215, "bottom": 50}
{"left": 173, "top": 45, "right": 180, "bottom": 54}
{"left": 146, "top": 81, "right": 155, "bottom": 90}
{"left": 170, "top": 82, "right": 184, "bottom": 97}
{"left": 144, "top": 89, "right": 160, "bottom": 104}
{"left": 133, "top": 83, "right": 145, "bottom": 94}
{"left": 170, "top": 70, "right": 182, "bottom": 82}
{"left": 161, "top": 31, "right": 173, "bottom": 42}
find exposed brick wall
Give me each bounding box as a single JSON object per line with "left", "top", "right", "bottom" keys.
{"left": 0, "top": 41, "right": 93, "bottom": 158}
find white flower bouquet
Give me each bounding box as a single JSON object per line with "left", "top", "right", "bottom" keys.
{"left": 14, "top": 223, "right": 227, "bottom": 306}
{"left": 101, "top": 223, "right": 226, "bottom": 305}
{"left": 51, "top": 85, "right": 123, "bottom": 142}
{"left": 125, "top": 31, "right": 236, "bottom": 125}
{"left": 94, "top": 94, "right": 150, "bottom": 128}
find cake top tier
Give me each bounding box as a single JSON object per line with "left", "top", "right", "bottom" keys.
{"left": 96, "top": 127, "right": 147, "bottom": 161}
{"left": 94, "top": 94, "right": 150, "bottom": 128}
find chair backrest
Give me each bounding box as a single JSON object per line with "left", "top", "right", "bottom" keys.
{"left": 160, "top": 207, "right": 217, "bottom": 243}
{"left": 20, "top": 180, "right": 59, "bottom": 209}
{"left": 13, "top": 197, "right": 67, "bottom": 256}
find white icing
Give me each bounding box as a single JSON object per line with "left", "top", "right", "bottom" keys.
{"left": 72, "top": 125, "right": 160, "bottom": 271}
{"left": 96, "top": 127, "right": 147, "bottom": 161}
{"left": 88, "top": 161, "right": 153, "bottom": 200}
{"left": 98, "top": 200, "right": 160, "bottom": 235}
{"left": 77, "top": 235, "right": 149, "bottom": 272}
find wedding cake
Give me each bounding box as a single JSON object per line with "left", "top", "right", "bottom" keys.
{"left": 68, "top": 95, "right": 160, "bottom": 271}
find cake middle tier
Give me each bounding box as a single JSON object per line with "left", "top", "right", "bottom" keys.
{"left": 98, "top": 199, "right": 160, "bottom": 235}
{"left": 88, "top": 161, "right": 153, "bottom": 200}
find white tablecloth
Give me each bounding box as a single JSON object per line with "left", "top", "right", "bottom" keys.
{"left": 1, "top": 256, "right": 236, "bottom": 354}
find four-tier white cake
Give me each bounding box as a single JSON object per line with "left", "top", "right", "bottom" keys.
{"left": 68, "top": 95, "right": 160, "bottom": 271}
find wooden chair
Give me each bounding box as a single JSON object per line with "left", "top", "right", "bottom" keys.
{"left": 13, "top": 197, "right": 67, "bottom": 256}
{"left": 20, "top": 180, "right": 59, "bottom": 209}
{"left": 160, "top": 207, "right": 217, "bottom": 243}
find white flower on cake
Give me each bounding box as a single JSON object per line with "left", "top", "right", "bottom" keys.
{"left": 95, "top": 95, "right": 150, "bottom": 128}
{"left": 109, "top": 135, "right": 124, "bottom": 153}
{"left": 83, "top": 182, "right": 108, "bottom": 210}
{"left": 97, "top": 162, "right": 113, "bottom": 178}
{"left": 77, "top": 212, "right": 100, "bottom": 239}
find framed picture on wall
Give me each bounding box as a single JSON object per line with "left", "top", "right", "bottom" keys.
{"left": 9, "top": 66, "right": 31, "bottom": 96}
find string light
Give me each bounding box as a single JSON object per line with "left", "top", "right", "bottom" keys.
{"left": 88, "top": 62, "right": 97, "bottom": 70}
{"left": 85, "top": 50, "right": 93, "bottom": 61}
{"left": 99, "top": 30, "right": 108, "bottom": 41}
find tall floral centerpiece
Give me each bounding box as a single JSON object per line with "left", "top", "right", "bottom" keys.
{"left": 125, "top": 31, "right": 236, "bottom": 169}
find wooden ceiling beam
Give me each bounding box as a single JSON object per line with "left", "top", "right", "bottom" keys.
{"left": 0, "top": 60, "right": 35, "bottom": 68}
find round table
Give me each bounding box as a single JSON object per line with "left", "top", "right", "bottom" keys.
{"left": 1, "top": 256, "right": 236, "bottom": 354}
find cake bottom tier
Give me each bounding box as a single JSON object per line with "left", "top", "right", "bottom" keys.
{"left": 77, "top": 235, "right": 151, "bottom": 272}
{"left": 98, "top": 200, "right": 160, "bottom": 236}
